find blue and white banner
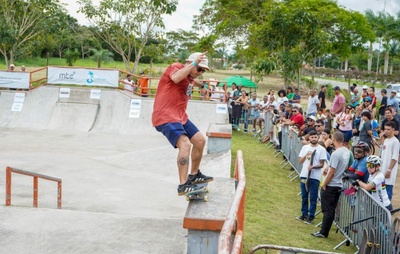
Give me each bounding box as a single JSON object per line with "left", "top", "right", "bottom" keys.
{"left": 48, "top": 67, "right": 119, "bottom": 87}
{"left": 0, "top": 71, "right": 30, "bottom": 89}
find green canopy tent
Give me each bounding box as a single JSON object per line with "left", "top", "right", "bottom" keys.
{"left": 220, "top": 76, "right": 258, "bottom": 92}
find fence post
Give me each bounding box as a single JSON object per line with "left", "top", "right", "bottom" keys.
{"left": 57, "top": 181, "right": 62, "bottom": 209}
{"left": 33, "top": 176, "right": 38, "bottom": 208}
{"left": 6, "top": 167, "right": 12, "bottom": 206}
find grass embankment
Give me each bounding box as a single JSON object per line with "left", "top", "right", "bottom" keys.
{"left": 231, "top": 131, "right": 357, "bottom": 254}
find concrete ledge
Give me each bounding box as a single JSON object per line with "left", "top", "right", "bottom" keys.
{"left": 206, "top": 123, "right": 232, "bottom": 154}
{"left": 183, "top": 178, "right": 235, "bottom": 253}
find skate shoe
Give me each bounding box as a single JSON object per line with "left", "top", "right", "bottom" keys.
{"left": 177, "top": 180, "right": 202, "bottom": 196}
{"left": 189, "top": 170, "right": 214, "bottom": 184}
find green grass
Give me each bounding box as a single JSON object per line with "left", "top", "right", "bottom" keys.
{"left": 230, "top": 131, "right": 357, "bottom": 254}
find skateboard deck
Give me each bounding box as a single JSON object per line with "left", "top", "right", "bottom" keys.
{"left": 359, "top": 228, "right": 373, "bottom": 254}
{"left": 305, "top": 150, "right": 316, "bottom": 192}
{"left": 185, "top": 183, "right": 209, "bottom": 202}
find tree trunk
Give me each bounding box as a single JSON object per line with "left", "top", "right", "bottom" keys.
{"left": 97, "top": 57, "right": 101, "bottom": 68}
{"left": 312, "top": 56, "right": 316, "bottom": 84}
{"left": 297, "top": 67, "right": 301, "bottom": 89}
{"left": 344, "top": 59, "right": 348, "bottom": 72}
{"left": 390, "top": 64, "right": 393, "bottom": 75}
{"left": 368, "top": 42, "right": 373, "bottom": 74}
{"left": 384, "top": 51, "right": 389, "bottom": 75}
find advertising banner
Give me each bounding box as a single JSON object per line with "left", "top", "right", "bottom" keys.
{"left": 0, "top": 71, "right": 30, "bottom": 89}
{"left": 48, "top": 67, "right": 119, "bottom": 87}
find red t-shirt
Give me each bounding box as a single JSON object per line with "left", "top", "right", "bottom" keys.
{"left": 152, "top": 63, "right": 194, "bottom": 127}
{"left": 290, "top": 113, "right": 304, "bottom": 127}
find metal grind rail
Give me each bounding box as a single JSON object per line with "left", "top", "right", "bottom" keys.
{"left": 6, "top": 166, "right": 62, "bottom": 209}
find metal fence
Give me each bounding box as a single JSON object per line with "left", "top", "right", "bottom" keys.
{"left": 261, "top": 111, "right": 400, "bottom": 253}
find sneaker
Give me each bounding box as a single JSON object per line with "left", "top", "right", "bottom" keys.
{"left": 304, "top": 218, "right": 314, "bottom": 225}
{"left": 189, "top": 170, "right": 214, "bottom": 184}
{"left": 237, "top": 128, "right": 241, "bottom": 131}
{"left": 251, "top": 129, "right": 256, "bottom": 133}
{"left": 177, "top": 180, "right": 201, "bottom": 196}
{"left": 296, "top": 215, "right": 307, "bottom": 221}
{"left": 311, "top": 232, "right": 326, "bottom": 238}
{"left": 244, "top": 130, "right": 248, "bottom": 133}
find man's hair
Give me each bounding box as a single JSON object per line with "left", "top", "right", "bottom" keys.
{"left": 384, "top": 121, "right": 396, "bottom": 129}
{"left": 332, "top": 131, "right": 344, "bottom": 143}
{"left": 316, "top": 119, "right": 324, "bottom": 125}
{"left": 361, "top": 111, "right": 372, "bottom": 120}
{"left": 308, "top": 130, "right": 318, "bottom": 136}
{"left": 381, "top": 89, "right": 387, "bottom": 94}
{"left": 295, "top": 88, "right": 299, "bottom": 92}
{"left": 385, "top": 108, "right": 392, "bottom": 113}
{"left": 293, "top": 106, "right": 299, "bottom": 110}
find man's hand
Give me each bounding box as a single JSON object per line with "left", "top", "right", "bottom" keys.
{"left": 195, "top": 52, "right": 208, "bottom": 65}
{"left": 385, "top": 170, "right": 391, "bottom": 178}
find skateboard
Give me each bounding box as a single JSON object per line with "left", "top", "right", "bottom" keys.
{"left": 358, "top": 228, "right": 373, "bottom": 254}
{"left": 185, "top": 183, "right": 209, "bottom": 202}
{"left": 305, "top": 150, "right": 316, "bottom": 192}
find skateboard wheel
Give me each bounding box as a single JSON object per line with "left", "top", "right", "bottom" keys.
{"left": 203, "top": 196, "right": 208, "bottom": 202}
{"left": 367, "top": 242, "right": 373, "bottom": 247}
{"left": 186, "top": 196, "right": 190, "bottom": 201}
{"left": 375, "top": 244, "right": 380, "bottom": 249}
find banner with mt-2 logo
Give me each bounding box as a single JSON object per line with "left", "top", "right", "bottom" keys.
{"left": 47, "top": 67, "right": 119, "bottom": 87}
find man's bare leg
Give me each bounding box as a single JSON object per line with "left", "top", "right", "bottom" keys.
{"left": 189, "top": 132, "right": 206, "bottom": 174}
{"left": 176, "top": 135, "right": 192, "bottom": 184}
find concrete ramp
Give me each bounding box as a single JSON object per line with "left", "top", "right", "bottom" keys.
{"left": 47, "top": 102, "right": 99, "bottom": 132}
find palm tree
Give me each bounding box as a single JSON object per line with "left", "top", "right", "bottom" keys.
{"left": 364, "top": 10, "right": 379, "bottom": 74}
{"left": 90, "top": 48, "right": 114, "bottom": 68}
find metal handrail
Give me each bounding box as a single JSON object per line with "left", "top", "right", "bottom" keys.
{"left": 5, "top": 166, "right": 62, "bottom": 209}
{"left": 218, "top": 150, "right": 246, "bottom": 254}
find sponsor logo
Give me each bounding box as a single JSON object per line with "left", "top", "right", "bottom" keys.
{"left": 59, "top": 72, "right": 75, "bottom": 79}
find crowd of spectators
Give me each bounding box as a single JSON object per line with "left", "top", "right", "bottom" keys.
{"left": 227, "top": 82, "right": 399, "bottom": 238}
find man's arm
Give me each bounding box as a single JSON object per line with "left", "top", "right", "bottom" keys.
{"left": 171, "top": 52, "right": 207, "bottom": 84}
{"left": 322, "top": 167, "right": 336, "bottom": 190}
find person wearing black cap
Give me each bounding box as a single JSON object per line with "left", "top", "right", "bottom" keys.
{"left": 379, "top": 89, "right": 388, "bottom": 125}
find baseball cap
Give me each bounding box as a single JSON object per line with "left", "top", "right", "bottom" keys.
{"left": 334, "top": 86, "right": 340, "bottom": 91}
{"left": 307, "top": 115, "right": 316, "bottom": 121}
{"left": 9, "top": 64, "right": 15, "bottom": 67}
{"left": 362, "top": 85, "right": 368, "bottom": 89}
{"left": 391, "top": 90, "right": 397, "bottom": 94}
{"left": 186, "top": 53, "right": 210, "bottom": 71}
{"left": 364, "top": 96, "right": 372, "bottom": 102}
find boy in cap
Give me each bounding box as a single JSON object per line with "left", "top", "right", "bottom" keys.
{"left": 152, "top": 52, "right": 214, "bottom": 196}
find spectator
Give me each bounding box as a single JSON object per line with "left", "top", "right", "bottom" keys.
{"left": 287, "top": 87, "right": 295, "bottom": 102}
{"left": 350, "top": 83, "right": 357, "bottom": 93}
{"left": 349, "top": 88, "right": 360, "bottom": 108}
{"left": 368, "top": 87, "right": 377, "bottom": 119}
{"left": 277, "top": 89, "right": 288, "bottom": 105}
{"left": 268, "top": 96, "right": 278, "bottom": 109}
{"left": 337, "top": 105, "right": 353, "bottom": 148}
{"left": 282, "top": 106, "right": 304, "bottom": 128}
{"left": 300, "top": 116, "right": 316, "bottom": 143}
{"left": 256, "top": 95, "right": 269, "bottom": 134}
{"left": 312, "top": 132, "right": 350, "bottom": 238}
{"left": 359, "top": 111, "right": 374, "bottom": 146}
{"left": 315, "top": 119, "right": 325, "bottom": 136}
{"left": 325, "top": 109, "right": 333, "bottom": 130}
{"left": 379, "top": 89, "right": 388, "bottom": 125}
{"left": 318, "top": 85, "right": 327, "bottom": 113}
{"left": 380, "top": 121, "right": 399, "bottom": 201}
{"left": 387, "top": 90, "right": 399, "bottom": 113}
{"left": 266, "top": 89, "right": 275, "bottom": 101}
{"left": 316, "top": 108, "right": 326, "bottom": 121}
{"left": 331, "top": 86, "right": 346, "bottom": 117}
{"left": 388, "top": 105, "right": 400, "bottom": 123}
{"left": 231, "top": 83, "right": 241, "bottom": 130}
{"left": 9, "top": 63, "right": 15, "bottom": 71}
{"left": 306, "top": 89, "right": 319, "bottom": 117}
{"left": 380, "top": 108, "right": 400, "bottom": 141}
{"left": 292, "top": 88, "right": 301, "bottom": 104}
{"left": 122, "top": 74, "right": 137, "bottom": 92}
{"left": 297, "top": 130, "right": 327, "bottom": 224}
{"left": 345, "top": 141, "right": 370, "bottom": 183}
{"left": 20, "top": 65, "right": 26, "bottom": 72}
{"left": 354, "top": 155, "right": 393, "bottom": 211}
{"left": 138, "top": 72, "right": 149, "bottom": 97}
{"left": 319, "top": 128, "right": 334, "bottom": 155}
{"left": 362, "top": 85, "right": 369, "bottom": 98}
{"left": 248, "top": 93, "right": 260, "bottom": 133}
{"left": 235, "top": 90, "right": 249, "bottom": 132}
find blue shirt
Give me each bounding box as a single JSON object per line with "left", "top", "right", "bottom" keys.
{"left": 349, "top": 157, "right": 369, "bottom": 183}
{"left": 387, "top": 96, "right": 399, "bottom": 112}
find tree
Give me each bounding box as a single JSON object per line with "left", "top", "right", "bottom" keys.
{"left": 90, "top": 48, "right": 114, "bottom": 68}
{"left": 0, "top": 0, "right": 66, "bottom": 66}
{"left": 78, "top": 0, "right": 178, "bottom": 73}
{"left": 64, "top": 49, "right": 80, "bottom": 66}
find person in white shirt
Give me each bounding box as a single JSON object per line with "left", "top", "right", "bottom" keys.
{"left": 379, "top": 121, "right": 399, "bottom": 200}
{"left": 306, "top": 89, "right": 320, "bottom": 117}
{"left": 122, "top": 74, "right": 137, "bottom": 92}
{"left": 355, "top": 155, "right": 393, "bottom": 211}
{"left": 297, "top": 130, "right": 327, "bottom": 224}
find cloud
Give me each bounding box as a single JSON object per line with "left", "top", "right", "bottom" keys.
{"left": 337, "top": 0, "right": 400, "bottom": 15}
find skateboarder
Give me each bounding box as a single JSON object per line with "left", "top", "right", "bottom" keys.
{"left": 152, "top": 52, "right": 214, "bottom": 196}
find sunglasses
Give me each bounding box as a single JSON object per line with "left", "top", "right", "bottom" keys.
{"left": 197, "top": 67, "right": 206, "bottom": 73}
{"left": 292, "top": 110, "right": 297, "bottom": 112}
{"left": 367, "top": 163, "right": 377, "bottom": 168}
{"left": 315, "top": 125, "right": 322, "bottom": 127}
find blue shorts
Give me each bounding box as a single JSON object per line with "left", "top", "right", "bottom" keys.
{"left": 339, "top": 129, "right": 353, "bottom": 142}
{"left": 155, "top": 119, "right": 199, "bottom": 148}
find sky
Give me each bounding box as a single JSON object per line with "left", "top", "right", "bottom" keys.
{"left": 62, "top": 0, "right": 399, "bottom": 32}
